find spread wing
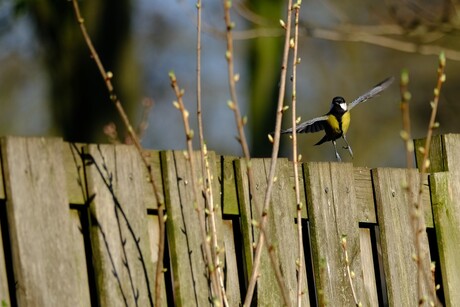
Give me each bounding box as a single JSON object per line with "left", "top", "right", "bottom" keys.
{"left": 348, "top": 76, "right": 394, "bottom": 111}
{"left": 280, "top": 115, "right": 329, "bottom": 134}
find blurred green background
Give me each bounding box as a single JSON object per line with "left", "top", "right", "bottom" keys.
{"left": 0, "top": 0, "right": 459, "bottom": 167}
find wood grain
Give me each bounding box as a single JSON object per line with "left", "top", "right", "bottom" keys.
{"left": 372, "top": 167, "right": 432, "bottom": 306}
{"left": 304, "top": 162, "right": 367, "bottom": 306}
{"left": 85, "top": 144, "right": 155, "bottom": 307}
{"left": 1, "top": 137, "right": 83, "bottom": 306}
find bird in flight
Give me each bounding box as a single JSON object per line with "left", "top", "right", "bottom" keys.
{"left": 280, "top": 77, "right": 394, "bottom": 161}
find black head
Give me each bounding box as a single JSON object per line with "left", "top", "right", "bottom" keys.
{"left": 330, "top": 96, "right": 347, "bottom": 113}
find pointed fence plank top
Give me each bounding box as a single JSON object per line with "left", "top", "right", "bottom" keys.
{"left": 0, "top": 135, "right": 458, "bottom": 306}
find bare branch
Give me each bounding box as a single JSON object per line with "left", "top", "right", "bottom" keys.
{"left": 70, "top": 1, "right": 164, "bottom": 305}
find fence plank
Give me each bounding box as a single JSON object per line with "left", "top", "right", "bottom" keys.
{"left": 162, "top": 150, "right": 237, "bottom": 305}
{"left": 62, "top": 143, "right": 86, "bottom": 205}
{"left": 359, "top": 228, "right": 378, "bottom": 306}
{"left": 262, "top": 158, "right": 309, "bottom": 305}
{"left": 304, "top": 162, "right": 367, "bottom": 306}
{"left": 0, "top": 137, "right": 83, "bottom": 306}
{"left": 430, "top": 172, "right": 460, "bottom": 306}
{"left": 85, "top": 144, "right": 155, "bottom": 307}
{"left": 372, "top": 168, "right": 432, "bottom": 306}
{"left": 146, "top": 215, "right": 168, "bottom": 306}
{"left": 69, "top": 209, "right": 92, "bottom": 306}
{"left": 161, "top": 150, "right": 208, "bottom": 306}
{"left": 236, "top": 158, "right": 309, "bottom": 305}
{"left": 354, "top": 167, "right": 376, "bottom": 223}
{"left": 145, "top": 150, "right": 164, "bottom": 210}
{"left": 222, "top": 156, "right": 239, "bottom": 216}
{"left": 427, "top": 134, "right": 460, "bottom": 306}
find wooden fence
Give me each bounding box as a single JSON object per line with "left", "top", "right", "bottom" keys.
{"left": 0, "top": 134, "right": 459, "bottom": 306}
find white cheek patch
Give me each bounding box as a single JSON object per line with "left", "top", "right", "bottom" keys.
{"left": 340, "top": 102, "right": 347, "bottom": 111}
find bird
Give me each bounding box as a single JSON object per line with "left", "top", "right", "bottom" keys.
{"left": 280, "top": 77, "right": 394, "bottom": 162}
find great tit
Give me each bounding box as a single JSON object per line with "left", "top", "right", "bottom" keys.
{"left": 281, "top": 77, "right": 394, "bottom": 161}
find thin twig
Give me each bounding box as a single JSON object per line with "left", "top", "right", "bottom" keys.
{"left": 290, "top": 1, "right": 305, "bottom": 306}
{"left": 169, "top": 72, "right": 222, "bottom": 305}
{"left": 196, "top": 1, "right": 229, "bottom": 305}
{"left": 70, "top": 1, "right": 165, "bottom": 306}
{"left": 222, "top": 1, "right": 290, "bottom": 305}
{"left": 413, "top": 52, "right": 446, "bottom": 306}
{"left": 399, "top": 69, "right": 414, "bottom": 171}
{"left": 242, "top": 0, "right": 294, "bottom": 305}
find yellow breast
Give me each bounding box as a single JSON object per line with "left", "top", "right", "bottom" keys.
{"left": 342, "top": 111, "right": 350, "bottom": 134}
{"left": 326, "top": 111, "right": 350, "bottom": 135}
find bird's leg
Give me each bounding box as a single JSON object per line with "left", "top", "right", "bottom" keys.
{"left": 332, "top": 140, "right": 342, "bottom": 162}
{"left": 342, "top": 135, "right": 354, "bottom": 158}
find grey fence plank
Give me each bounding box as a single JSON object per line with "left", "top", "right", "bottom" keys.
{"left": 62, "top": 143, "right": 86, "bottom": 205}
{"left": 161, "top": 150, "right": 209, "bottom": 306}
{"left": 236, "top": 158, "right": 309, "bottom": 306}
{"left": 0, "top": 137, "right": 83, "bottom": 306}
{"left": 304, "top": 162, "right": 367, "bottom": 306}
{"left": 354, "top": 167, "right": 376, "bottom": 223}
{"left": 85, "top": 144, "right": 155, "bottom": 307}
{"left": 359, "top": 228, "right": 378, "bottom": 306}
{"left": 162, "top": 150, "right": 236, "bottom": 305}
{"left": 372, "top": 168, "right": 433, "bottom": 306}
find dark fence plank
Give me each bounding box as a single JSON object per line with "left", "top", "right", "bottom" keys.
{"left": 304, "top": 162, "right": 368, "bottom": 306}
{"left": 85, "top": 144, "right": 155, "bottom": 307}
{"left": 1, "top": 137, "right": 86, "bottom": 306}
{"left": 372, "top": 168, "right": 432, "bottom": 305}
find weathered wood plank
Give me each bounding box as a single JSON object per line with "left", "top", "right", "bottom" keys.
{"left": 426, "top": 134, "right": 460, "bottom": 306}
{"left": 0, "top": 137, "right": 83, "bottom": 306}
{"left": 162, "top": 150, "right": 235, "bottom": 305}
{"left": 146, "top": 215, "right": 167, "bottom": 306}
{"left": 304, "top": 162, "right": 367, "bottom": 306}
{"left": 372, "top": 167, "right": 432, "bottom": 306}
{"left": 161, "top": 150, "right": 208, "bottom": 306}
{"left": 233, "top": 158, "right": 254, "bottom": 287}
{"left": 414, "top": 135, "right": 446, "bottom": 173}
{"left": 359, "top": 228, "right": 378, "bottom": 306}
{"left": 69, "top": 209, "right": 92, "bottom": 306}
{"left": 354, "top": 167, "right": 376, "bottom": 223}
{"left": 85, "top": 144, "right": 155, "bottom": 307}
{"left": 221, "top": 219, "right": 241, "bottom": 306}
{"left": 62, "top": 143, "right": 86, "bottom": 205}
{"left": 227, "top": 157, "right": 307, "bottom": 218}
{"left": 222, "top": 156, "right": 239, "bottom": 216}
{"left": 236, "top": 158, "right": 309, "bottom": 305}
{"left": 262, "top": 158, "right": 309, "bottom": 305}
{"left": 430, "top": 172, "right": 460, "bottom": 306}
{"left": 144, "top": 150, "right": 163, "bottom": 210}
